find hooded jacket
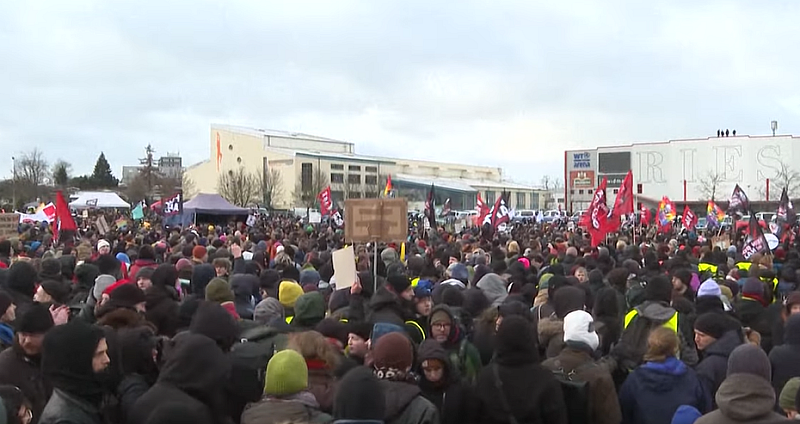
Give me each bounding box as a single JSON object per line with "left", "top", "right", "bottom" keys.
{"left": 617, "top": 300, "right": 698, "bottom": 367}
{"left": 619, "top": 356, "right": 710, "bottom": 424}
{"left": 367, "top": 287, "right": 414, "bottom": 328}
{"left": 475, "top": 274, "right": 507, "bottom": 307}
{"left": 0, "top": 342, "right": 51, "bottom": 424}
{"left": 417, "top": 340, "right": 476, "bottom": 424}
{"left": 475, "top": 316, "right": 568, "bottom": 424}
{"left": 378, "top": 379, "right": 438, "bottom": 424}
{"left": 129, "top": 333, "right": 231, "bottom": 424}
{"left": 427, "top": 305, "right": 482, "bottom": 384}
{"left": 695, "top": 374, "right": 786, "bottom": 424}
{"left": 541, "top": 345, "right": 621, "bottom": 424}
{"left": 230, "top": 274, "right": 258, "bottom": 320}
{"left": 768, "top": 314, "right": 800, "bottom": 398}
{"left": 695, "top": 330, "right": 743, "bottom": 402}
{"left": 128, "top": 259, "right": 158, "bottom": 286}
{"left": 242, "top": 392, "right": 332, "bottom": 424}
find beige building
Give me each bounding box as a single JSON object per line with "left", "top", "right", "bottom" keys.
{"left": 186, "top": 124, "right": 547, "bottom": 211}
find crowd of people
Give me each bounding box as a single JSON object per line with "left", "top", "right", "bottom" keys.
{"left": 0, "top": 210, "right": 797, "bottom": 424}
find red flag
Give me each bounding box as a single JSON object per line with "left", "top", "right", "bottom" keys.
{"left": 54, "top": 190, "right": 76, "bottom": 245}
{"left": 317, "top": 186, "right": 333, "bottom": 216}
{"left": 476, "top": 193, "right": 490, "bottom": 226}
{"left": 640, "top": 204, "right": 651, "bottom": 226}
{"left": 609, "top": 170, "right": 634, "bottom": 231}
{"left": 580, "top": 177, "right": 611, "bottom": 247}
{"left": 682, "top": 205, "right": 698, "bottom": 232}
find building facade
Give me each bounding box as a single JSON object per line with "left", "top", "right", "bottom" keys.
{"left": 186, "top": 124, "right": 547, "bottom": 211}
{"left": 564, "top": 133, "right": 800, "bottom": 212}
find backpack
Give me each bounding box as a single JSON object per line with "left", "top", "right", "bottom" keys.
{"left": 230, "top": 326, "right": 286, "bottom": 386}
{"left": 611, "top": 309, "right": 664, "bottom": 372}
{"left": 448, "top": 338, "right": 474, "bottom": 383}
{"left": 550, "top": 361, "right": 592, "bottom": 424}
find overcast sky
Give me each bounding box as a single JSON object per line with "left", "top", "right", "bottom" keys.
{"left": 2, "top": 1, "right": 800, "bottom": 185}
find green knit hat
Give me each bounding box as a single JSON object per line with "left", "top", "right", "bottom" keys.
{"left": 780, "top": 377, "right": 800, "bottom": 410}
{"left": 205, "top": 278, "right": 234, "bottom": 303}
{"left": 265, "top": 350, "right": 308, "bottom": 396}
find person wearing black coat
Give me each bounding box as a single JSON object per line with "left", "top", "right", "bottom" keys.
{"left": 39, "top": 320, "right": 111, "bottom": 424}
{"left": 769, "top": 313, "right": 800, "bottom": 399}
{"left": 593, "top": 287, "right": 621, "bottom": 356}
{"left": 693, "top": 313, "right": 743, "bottom": 403}
{"left": 475, "top": 315, "right": 568, "bottom": 424}
{"left": 116, "top": 327, "right": 160, "bottom": 423}
{"left": 5, "top": 261, "right": 37, "bottom": 312}
{"left": 417, "top": 339, "right": 475, "bottom": 424}
{"left": 0, "top": 303, "right": 54, "bottom": 424}
{"left": 129, "top": 333, "right": 231, "bottom": 424}
{"left": 144, "top": 265, "right": 181, "bottom": 337}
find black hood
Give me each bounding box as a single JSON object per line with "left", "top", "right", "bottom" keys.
{"left": 158, "top": 333, "right": 231, "bottom": 402}
{"left": 189, "top": 301, "right": 240, "bottom": 352}
{"left": 785, "top": 314, "right": 800, "bottom": 345}
{"left": 190, "top": 264, "right": 215, "bottom": 297}
{"left": 42, "top": 320, "right": 107, "bottom": 405}
{"left": 230, "top": 274, "right": 258, "bottom": 301}
{"left": 417, "top": 339, "right": 455, "bottom": 386}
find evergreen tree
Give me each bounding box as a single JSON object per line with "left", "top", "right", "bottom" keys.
{"left": 90, "top": 152, "right": 119, "bottom": 188}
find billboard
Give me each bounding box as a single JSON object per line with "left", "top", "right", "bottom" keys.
{"left": 570, "top": 171, "right": 595, "bottom": 188}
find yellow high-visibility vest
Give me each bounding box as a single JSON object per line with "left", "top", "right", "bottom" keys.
{"left": 624, "top": 309, "right": 679, "bottom": 334}
{"left": 736, "top": 262, "right": 752, "bottom": 272}
{"left": 411, "top": 277, "right": 420, "bottom": 287}
{"left": 405, "top": 320, "right": 426, "bottom": 341}
{"left": 285, "top": 316, "right": 294, "bottom": 324}
{"left": 698, "top": 263, "right": 718, "bottom": 275}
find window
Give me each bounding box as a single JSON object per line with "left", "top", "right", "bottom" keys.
{"left": 348, "top": 174, "right": 361, "bottom": 184}
{"left": 570, "top": 190, "right": 575, "bottom": 195}
{"left": 588, "top": 189, "right": 593, "bottom": 194}
{"left": 348, "top": 165, "right": 361, "bottom": 172}
{"left": 331, "top": 190, "right": 344, "bottom": 203}
{"left": 613, "top": 189, "right": 619, "bottom": 194}
{"left": 516, "top": 192, "right": 526, "bottom": 208}
{"left": 578, "top": 190, "right": 584, "bottom": 195}
{"left": 486, "top": 191, "right": 495, "bottom": 201}
{"left": 637, "top": 183, "right": 643, "bottom": 194}
{"left": 331, "top": 164, "right": 344, "bottom": 171}
{"left": 365, "top": 166, "right": 378, "bottom": 173}
{"left": 365, "top": 175, "right": 378, "bottom": 185}
{"left": 301, "top": 163, "right": 313, "bottom": 192}
{"left": 331, "top": 173, "right": 344, "bottom": 184}
{"left": 530, "top": 193, "right": 539, "bottom": 209}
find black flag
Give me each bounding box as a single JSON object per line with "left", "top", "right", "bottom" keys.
{"left": 728, "top": 184, "right": 750, "bottom": 214}
{"left": 742, "top": 213, "right": 769, "bottom": 260}
{"left": 425, "top": 184, "right": 436, "bottom": 231}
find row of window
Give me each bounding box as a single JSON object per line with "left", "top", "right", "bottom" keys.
{"left": 331, "top": 173, "right": 379, "bottom": 185}
{"left": 570, "top": 183, "right": 644, "bottom": 196}
{"left": 484, "top": 191, "right": 541, "bottom": 210}
{"left": 330, "top": 164, "right": 379, "bottom": 173}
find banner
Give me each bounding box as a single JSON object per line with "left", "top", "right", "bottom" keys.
{"left": 657, "top": 196, "right": 676, "bottom": 233}
{"left": 728, "top": 184, "right": 750, "bottom": 213}
{"left": 682, "top": 205, "right": 698, "bottom": 232}
{"left": 476, "top": 193, "right": 490, "bottom": 226}
{"left": 609, "top": 170, "right": 633, "bottom": 231}
{"left": 742, "top": 214, "right": 769, "bottom": 259}
{"left": 161, "top": 192, "right": 183, "bottom": 216}
{"left": 317, "top": 186, "right": 333, "bottom": 216}
{"left": 54, "top": 191, "right": 77, "bottom": 245}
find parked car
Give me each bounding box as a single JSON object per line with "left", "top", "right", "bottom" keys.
{"left": 541, "top": 210, "right": 565, "bottom": 223}
{"left": 513, "top": 209, "right": 536, "bottom": 223}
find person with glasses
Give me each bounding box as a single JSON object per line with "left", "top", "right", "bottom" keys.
{"left": 0, "top": 385, "right": 33, "bottom": 424}
{"left": 427, "top": 305, "right": 482, "bottom": 385}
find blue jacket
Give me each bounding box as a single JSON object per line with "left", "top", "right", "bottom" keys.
{"left": 619, "top": 357, "right": 711, "bottom": 424}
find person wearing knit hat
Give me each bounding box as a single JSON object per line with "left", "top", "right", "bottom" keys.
{"left": 253, "top": 297, "right": 284, "bottom": 325}
{"left": 34, "top": 279, "right": 71, "bottom": 306}
{"left": 299, "top": 269, "right": 321, "bottom": 287}
{"left": 290, "top": 291, "right": 325, "bottom": 330}
{"left": 241, "top": 349, "right": 332, "bottom": 424}
{"left": 96, "top": 239, "right": 111, "bottom": 255}
{"left": 191, "top": 245, "right": 208, "bottom": 264}
{"left": 695, "top": 344, "right": 785, "bottom": 424}
{"left": 347, "top": 322, "right": 373, "bottom": 364}
{"left": 740, "top": 278, "right": 768, "bottom": 306}
{"left": 0, "top": 291, "right": 14, "bottom": 349}
{"left": 278, "top": 280, "right": 303, "bottom": 309}
{"left": 203, "top": 278, "right": 240, "bottom": 321}
{"left": 108, "top": 284, "right": 147, "bottom": 312}
{"left": 696, "top": 279, "right": 722, "bottom": 298}
{"left": 780, "top": 377, "right": 800, "bottom": 418}
{"left": 542, "top": 310, "right": 621, "bottom": 424}
{"left": 333, "top": 366, "right": 386, "bottom": 422}
{"left": 7, "top": 261, "right": 38, "bottom": 308}
{"left": 692, "top": 312, "right": 744, "bottom": 406}
{"left": 371, "top": 332, "right": 438, "bottom": 423}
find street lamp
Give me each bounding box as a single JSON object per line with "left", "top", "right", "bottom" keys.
{"left": 771, "top": 120, "right": 778, "bottom": 136}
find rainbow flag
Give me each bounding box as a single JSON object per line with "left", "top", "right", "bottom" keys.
{"left": 115, "top": 218, "right": 129, "bottom": 228}
{"left": 707, "top": 200, "right": 725, "bottom": 228}
{"left": 658, "top": 196, "right": 676, "bottom": 227}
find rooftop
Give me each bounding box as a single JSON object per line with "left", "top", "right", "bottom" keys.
{"left": 212, "top": 123, "right": 353, "bottom": 145}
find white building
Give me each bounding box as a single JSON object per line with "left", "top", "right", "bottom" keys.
{"left": 564, "top": 133, "right": 800, "bottom": 212}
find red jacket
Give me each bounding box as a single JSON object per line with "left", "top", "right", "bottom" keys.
{"left": 128, "top": 259, "right": 158, "bottom": 282}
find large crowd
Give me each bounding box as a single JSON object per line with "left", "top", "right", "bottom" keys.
{"left": 0, "top": 209, "right": 796, "bottom": 424}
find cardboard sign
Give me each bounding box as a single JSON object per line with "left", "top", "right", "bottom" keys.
{"left": 96, "top": 216, "right": 110, "bottom": 235}
{"left": 0, "top": 214, "right": 20, "bottom": 239}
{"left": 344, "top": 198, "right": 408, "bottom": 242}
{"left": 332, "top": 246, "right": 356, "bottom": 290}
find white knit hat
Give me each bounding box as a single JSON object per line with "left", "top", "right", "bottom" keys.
{"left": 563, "top": 310, "right": 599, "bottom": 351}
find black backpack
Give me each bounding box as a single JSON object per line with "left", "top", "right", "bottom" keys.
{"left": 230, "top": 326, "right": 287, "bottom": 386}
{"left": 550, "top": 362, "right": 592, "bottom": 424}
{"left": 611, "top": 309, "right": 665, "bottom": 372}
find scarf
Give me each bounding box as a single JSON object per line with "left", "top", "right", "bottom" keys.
{"left": 373, "top": 367, "right": 417, "bottom": 384}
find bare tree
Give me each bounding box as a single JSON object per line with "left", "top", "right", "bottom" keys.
{"left": 293, "top": 168, "right": 329, "bottom": 209}
{"left": 771, "top": 161, "right": 800, "bottom": 198}
{"left": 15, "top": 148, "right": 50, "bottom": 205}
{"left": 125, "top": 173, "right": 150, "bottom": 204}
{"left": 52, "top": 160, "right": 72, "bottom": 189}
{"left": 540, "top": 175, "right": 562, "bottom": 209}
{"left": 698, "top": 170, "right": 726, "bottom": 201}
{"left": 182, "top": 171, "right": 196, "bottom": 200}
{"left": 218, "top": 167, "right": 260, "bottom": 207}
{"left": 258, "top": 168, "right": 284, "bottom": 211}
